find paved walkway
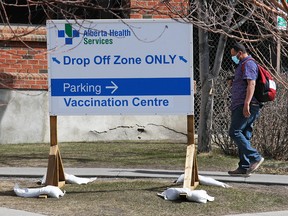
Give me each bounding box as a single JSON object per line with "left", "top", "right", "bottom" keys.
{"left": 0, "top": 167, "right": 287, "bottom": 216}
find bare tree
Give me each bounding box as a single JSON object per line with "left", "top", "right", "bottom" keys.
{"left": 163, "top": 0, "right": 288, "bottom": 152}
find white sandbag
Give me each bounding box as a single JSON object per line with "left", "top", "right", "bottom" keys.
{"left": 14, "top": 184, "right": 41, "bottom": 198}
{"left": 14, "top": 184, "right": 65, "bottom": 198}
{"left": 160, "top": 188, "right": 191, "bottom": 201}
{"left": 174, "top": 174, "right": 184, "bottom": 183}
{"left": 159, "top": 187, "right": 214, "bottom": 203}
{"left": 65, "top": 173, "right": 97, "bottom": 185}
{"left": 39, "top": 174, "right": 46, "bottom": 185}
{"left": 175, "top": 174, "right": 231, "bottom": 188}
{"left": 40, "top": 186, "right": 65, "bottom": 198}
{"left": 40, "top": 173, "right": 97, "bottom": 185}
{"left": 186, "top": 190, "right": 215, "bottom": 203}
{"left": 199, "top": 175, "right": 231, "bottom": 188}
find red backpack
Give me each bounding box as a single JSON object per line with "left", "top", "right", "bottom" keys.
{"left": 241, "top": 58, "right": 276, "bottom": 102}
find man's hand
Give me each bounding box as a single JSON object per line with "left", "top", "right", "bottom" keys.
{"left": 243, "top": 79, "right": 256, "bottom": 118}
{"left": 243, "top": 104, "right": 250, "bottom": 118}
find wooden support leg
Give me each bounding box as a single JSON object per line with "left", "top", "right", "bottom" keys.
{"left": 45, "top": 145, "right": 65, "bottom": 187}
{"left": 183, "top": 144, "right": 199, "bottom": 189}
{"left": 45, "top": 116, "right": 65, "bottom": 187}
{"left": 183, "top": 115, "right": 199, "bottom": 190}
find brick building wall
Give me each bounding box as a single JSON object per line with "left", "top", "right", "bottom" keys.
{"left": 130, "top": 0, "right": 189, "bottom": 19}
{"left": 0, "top": 26, "right": 48, "bottom": 90}
{"left": 0, "top": 1, "right": 189, "bottom": 91}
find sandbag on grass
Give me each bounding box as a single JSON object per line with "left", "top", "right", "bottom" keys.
{"left": 175, "top": 174, "right": 231, "bottom": 188}
{"left": 158, "top": 188, "right": 214, "bottom": 203}
{"left": 14, "top": 184, "right": 65, "bottom": 198}
{"left": 40, "top": 173, "right": 97, "bottom": 185}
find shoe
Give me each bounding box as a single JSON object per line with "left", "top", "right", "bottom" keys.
{"left": 228, "top": 168, "right": 251, "bottom": 177}
{"left": 248, "top": 157, "right": 264, "bottom": 173}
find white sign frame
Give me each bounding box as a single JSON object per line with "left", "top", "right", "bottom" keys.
{"left": 47, "top": 19, "right": 194, "bottom": 115}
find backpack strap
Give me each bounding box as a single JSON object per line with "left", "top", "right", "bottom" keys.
{"left": 241, "top": 57, "right": 255, "bottom": 73}
{"left": 240, "top": 58, "right": 263, "bottom": 105}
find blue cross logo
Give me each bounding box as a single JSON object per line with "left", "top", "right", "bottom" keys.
{"left": 58, "top": 24, "right": 79, "bottom": 45}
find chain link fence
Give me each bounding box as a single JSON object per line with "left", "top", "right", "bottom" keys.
{"left": 193, "top": 28, "right": 288, "bottom": 160}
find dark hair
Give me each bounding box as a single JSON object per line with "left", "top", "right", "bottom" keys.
{"left": 231, "top": 43, "right": 247, "bottom": 53}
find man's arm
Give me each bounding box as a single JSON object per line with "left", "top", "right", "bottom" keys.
{"left": 243, "top": 79, "right": 256, "bottom": 118}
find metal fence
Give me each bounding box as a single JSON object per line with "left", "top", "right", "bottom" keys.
{"left": 193, "top": 28, "right": 288, "bottom": 137}
{"left": 192, "top": 29, "right": 235, "bottom": 131}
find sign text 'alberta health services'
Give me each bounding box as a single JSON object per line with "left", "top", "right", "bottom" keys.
{"left": 48, "top": 20, "right": 193, "bottom": 115}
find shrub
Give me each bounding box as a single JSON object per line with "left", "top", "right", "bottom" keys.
{"left": 252, "top": 81, "right": 288, "bottom": 160}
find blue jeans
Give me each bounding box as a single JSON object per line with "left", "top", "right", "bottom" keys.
{"left": 229, "top": 105, "right": 262, "bottom": 171}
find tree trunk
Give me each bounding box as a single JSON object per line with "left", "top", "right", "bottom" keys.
{"left": 197, "top": 27, "right": 213, "bottom": 152}
{"left": 197, "top": 33, "right": 228, "bottom": 153}
{"left": 197, "top": 0, "right": 233, "bottom": 153}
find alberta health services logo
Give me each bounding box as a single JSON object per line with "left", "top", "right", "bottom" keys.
{"left": 58, "top": 23, "right": 79, "bottom": 45}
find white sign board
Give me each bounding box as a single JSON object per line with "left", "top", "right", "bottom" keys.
{"left": 47, "top": 19, "right": 194, "bottom": 115}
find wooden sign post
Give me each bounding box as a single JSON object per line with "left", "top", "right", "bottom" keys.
{"left": 45, "top": 116, "right": 65, "bottom": 187}
{"left": 183, "top": 115, "right": 199, "bottom": 189}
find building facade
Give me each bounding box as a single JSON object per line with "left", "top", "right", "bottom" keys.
{"left": 0, "top": 1, "right": 190, "bottom": 144}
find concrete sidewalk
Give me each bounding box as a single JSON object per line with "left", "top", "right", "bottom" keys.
{"left": 0, "top": 167, "right": 288, "bottom": 185}
{"left": 0, "top": 207, "right": 44, "bottom": 216}
{"left": 0, "top": 167, "right": 287, "bottom": 216}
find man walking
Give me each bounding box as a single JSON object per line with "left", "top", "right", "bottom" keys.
{"left": 228, "top": 43, "right": 264, "bottom": 177}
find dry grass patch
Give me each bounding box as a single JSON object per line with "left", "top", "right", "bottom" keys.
{"left": 0, "top": 177, "right": 288, "bottom": 216}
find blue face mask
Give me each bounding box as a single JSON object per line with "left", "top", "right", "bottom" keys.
{"left": 231, "top": 55, "right": 239, "bottom": 64}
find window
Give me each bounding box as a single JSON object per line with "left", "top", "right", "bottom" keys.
{"left": 0, "top": 0, "right": 128, "bottom": 25}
